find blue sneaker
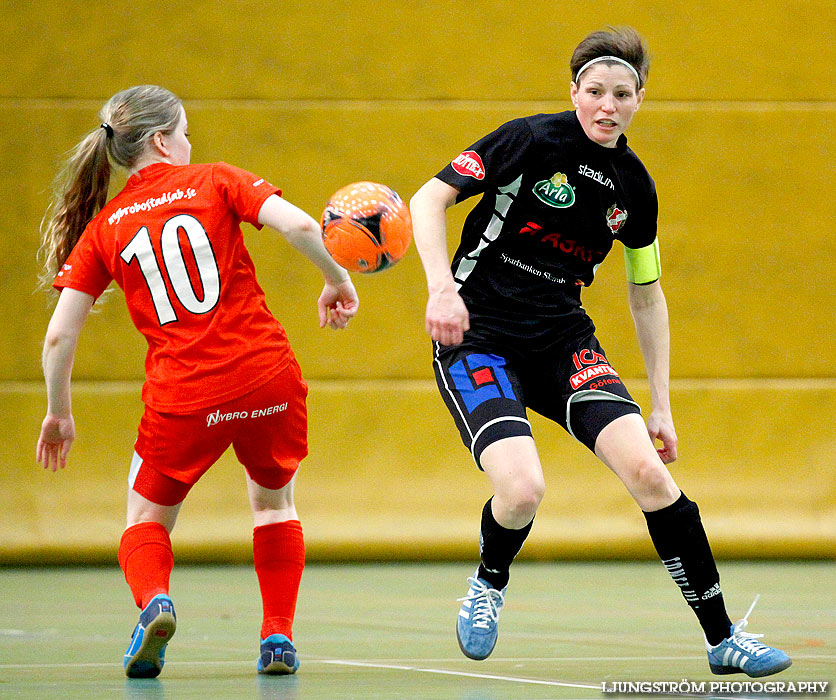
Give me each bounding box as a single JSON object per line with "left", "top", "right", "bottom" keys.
{"left": 456, "top": 573, "right": 506, "bottom": 660}
{"left": 123, "top": 594, "right": 176, "bottom": 679}
{"left": 707, "top": 596, "right": 792, "bottom": 677}
{"left": 257, "top": 634, "right": 300, "bottom": 674}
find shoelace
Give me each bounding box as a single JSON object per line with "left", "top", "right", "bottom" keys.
{"left": 729, "top": 594, "right": 771, "bottom": 657}
{"left": 458, "top": 577, "right": 505, "bottom": 629}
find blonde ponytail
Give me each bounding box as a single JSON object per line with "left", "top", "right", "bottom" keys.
{"left": 39, "top": 127, "right": 111, "bottom": 291}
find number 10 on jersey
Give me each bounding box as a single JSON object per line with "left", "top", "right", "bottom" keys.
{"left": 120, "top": 214, "right": 220, "bottom": 325}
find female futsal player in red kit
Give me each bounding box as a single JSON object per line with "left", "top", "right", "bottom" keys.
{"left": 36, "top": 85, "right": 358, "bottom": 678}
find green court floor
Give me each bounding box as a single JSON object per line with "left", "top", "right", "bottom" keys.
{"left": 1, "top": 562, "right": 833, "bottom": 699}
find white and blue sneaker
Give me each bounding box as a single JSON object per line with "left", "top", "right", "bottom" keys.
{"left": 257, "top": 633, "right": 300, "bottom": 674}
{"left": 456, "top": 572, "right": 506, "bottom": 660}
{"left": 123, "top": 594, "right": 176, "bottom": 678}
{"left": 706, "top": 596, "right": 792, "bottom": 677}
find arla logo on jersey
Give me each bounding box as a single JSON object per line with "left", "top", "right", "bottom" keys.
{"left": 451, "top": 151, "right": 486, "bottom": 180}
{"left": 533, "top": 172, "right": 575, "bottom": 208}
{"left": 606, "top": 204, "right": 628, "bottom": 234}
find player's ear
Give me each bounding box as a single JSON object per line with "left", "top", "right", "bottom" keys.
{"left": 569, "top": 81, "right": 579, "bottom": 109}
{"left": 150, "top": 131, "right": 169, "bottom": 157}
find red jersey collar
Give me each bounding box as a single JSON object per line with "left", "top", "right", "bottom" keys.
{"left": 126, "top": 162, "right": 179, "bottom": 187}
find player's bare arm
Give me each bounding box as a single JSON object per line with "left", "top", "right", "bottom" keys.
{"left": 37, "top": 288, "right": 94, "bottom": 470}
{"left": 628, "top": 279, "right": 678, "bottom": 463}
{"left": 410, "top": 178, "right": 469, "bottom": 346}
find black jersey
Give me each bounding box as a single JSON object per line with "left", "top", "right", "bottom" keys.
{"left": 436, "top": 110, "right": 657, "bottom": 342}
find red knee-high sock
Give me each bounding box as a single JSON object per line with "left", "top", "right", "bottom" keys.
{"left": 118, "top": 522, "right": 174, "bottom": 610}
{"left": 253, "top": 520, "right": 305, "bottom": 640}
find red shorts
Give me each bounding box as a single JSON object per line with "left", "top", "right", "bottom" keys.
{"left": 130, "top": 361, "right": 308, "bottom": 506}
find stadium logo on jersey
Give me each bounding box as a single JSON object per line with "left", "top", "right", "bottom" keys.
{"left": 578, "top": 164, "right": 615, "bottom": 190}
{"left": 606, "top": 204, "right": 628, "bottom": 234}
{"left": 533, "top": 172, "right": 575, "bottom": 208}
{"left": 451, "top": 151, "right": 486, "bottom": 180}
{"left": 449, "top": 353, "right": 516, "bottom": 413}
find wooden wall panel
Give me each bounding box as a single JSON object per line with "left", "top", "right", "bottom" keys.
{"left": 0, "top": 1, "right": 830, "bottom": 101}
{"left": 2, "top": 380, "right": 833, "bottom": 561}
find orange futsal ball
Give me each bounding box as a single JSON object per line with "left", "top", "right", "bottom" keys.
{"left": 321, "top": 182, "right": 413, "bottom": 273}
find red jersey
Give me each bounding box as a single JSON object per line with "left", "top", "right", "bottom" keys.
{"left": 55, "top": 161, "right": 293, "bottom": 413}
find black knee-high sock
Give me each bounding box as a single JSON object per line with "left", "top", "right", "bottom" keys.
{"left": 477, "top": 498, "right": 533, "bottom": 591}
{"left": 643, "top": 492, "right": 733, "bottom": 645}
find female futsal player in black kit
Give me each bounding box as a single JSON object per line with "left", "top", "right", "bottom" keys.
{"left": 410, "top": 26, "right": 791, "bottom": 677}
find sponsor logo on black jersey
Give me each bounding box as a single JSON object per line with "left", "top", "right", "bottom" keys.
{"left": 519, "top": 221, "right": 605, "bottom": 264}
{"left": 569, "top": 349, "right": 620, "bottom": 390}
{"left": 578, "top": 164, "right": 615, "bottom": 190}
{"left": 533, "top": 172, "right": 575, "bottom": 208}
{"left": 569, "top": 363, "right": 619, "bottom": 390}
{"left": 606, "top": 204, "right": 628, "bottom": 235}
{"left": 451, "top": 151, "right": 486, "bottom": 180}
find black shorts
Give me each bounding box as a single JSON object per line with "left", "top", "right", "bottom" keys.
{"left": 432, "top": 329, "right": 641, "bottom": 468}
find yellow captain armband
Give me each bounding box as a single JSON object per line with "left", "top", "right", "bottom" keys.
{"left": 624, "top": 237, "right": 661, "bottom": 284}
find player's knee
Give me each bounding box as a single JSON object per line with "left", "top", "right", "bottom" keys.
{"left": 634, "top": 458, "right": 675, "bottom": 498}
{"left": 499, "top": 476, "right": 545, "bottom": 523}
{"left": 250, "top": 489, "right": 294, "bottom": 513}
{"left": 517, "top": 487, "right": 544, "bottom": 522}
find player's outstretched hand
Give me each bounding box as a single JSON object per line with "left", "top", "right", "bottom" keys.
{"left": 318, "top": 279, "right": 359, "bottom": 330}
{"left": 36, "top": 414, "right": 75, "bottom": 472}
{"left": 426, "top": 286, "right": 470, "bottom": 346}
{"left": 647, "top": 409, "right": 678, "bottom": 464}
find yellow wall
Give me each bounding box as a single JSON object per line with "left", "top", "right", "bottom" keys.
{"left": 1, "top": 0, "right": 833, "bottom": 561}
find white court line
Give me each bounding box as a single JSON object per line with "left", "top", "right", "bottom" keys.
{"left": 322, "top": 659, "right": 600, "bottom": 690}
{"left": 2, "top": 652, "right": 834, "bottom": 670}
